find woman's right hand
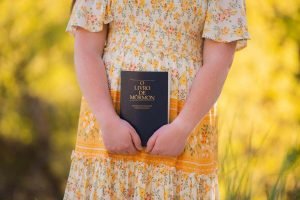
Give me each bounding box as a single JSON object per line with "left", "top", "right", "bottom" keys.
{"left": 73, "top": 26, "right": 142, "bottom": 154}
{"left": 99, "top": 115, "right": 143, "bottom": 155}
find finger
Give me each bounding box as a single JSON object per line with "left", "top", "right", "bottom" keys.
{"left": 146, "top": 132, "right": 159, "bottom": 152}
{"left": 117, "top": 144, "right": 135, "bottom": 155}
{"left": 123, "top": 121, "right": 141, "bottom": 149}
{"left": 126, "top": 143, "right": 137, "bottom": 154}
{"left": 129, "top": 127, "right": 143, "bottom": 151}
{"left": 124, "top": 133, "right": 138, "bottom": 154}
{"left": 149, "top": 145, "right": 159, "bottom": 155}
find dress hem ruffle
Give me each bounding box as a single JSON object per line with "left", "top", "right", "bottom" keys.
{"left": 63, "top": 150, "right": 220, "bottom": 199}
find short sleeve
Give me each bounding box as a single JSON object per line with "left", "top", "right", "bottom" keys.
{"left": 66, "top": 0, "right": 114, "bottom": 36}
{"left": 202, "top": 0, "right": 251, "bottom": 51}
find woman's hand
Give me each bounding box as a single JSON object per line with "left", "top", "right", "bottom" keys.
{"left": 100, "top": 114, "right": 143, "bottom": 155}
{"left": 145, "top": 118, "right": 191, "bottom": 157}
{"left": 74, "top": 26, "right": 143, "bottom": 155}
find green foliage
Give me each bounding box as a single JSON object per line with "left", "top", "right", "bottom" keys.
{"left": 268, "top": 147, "right": 300, "bottom": 200}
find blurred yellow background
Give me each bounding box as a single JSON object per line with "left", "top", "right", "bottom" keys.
{"left": 0, "top": 0, "right": 299, "bottom": 199}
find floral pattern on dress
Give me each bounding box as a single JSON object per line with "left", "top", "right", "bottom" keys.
{"left": 67, "top": 0, "right": 114, "bottom": 36}
{"left": 63, "top": 150, "right": 219, "bottom": 200}
{"left": 202, "top": 0, "right": 250, "bottom": 50}
{"left": 64, "top": 0, "right": 249, "bottom": 199}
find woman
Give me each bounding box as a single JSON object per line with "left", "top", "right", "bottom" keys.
{"left": 63, "top": 0, "right": 250, "bottom": 199}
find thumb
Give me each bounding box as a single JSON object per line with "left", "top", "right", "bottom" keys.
{"left": 129, "top": 127, "right": 143, "bottom": 151}
{"left": 145, "top": 131, "right": 159, "bottom": 153}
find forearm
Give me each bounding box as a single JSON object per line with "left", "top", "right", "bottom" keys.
{"left": 173, "top": 62, "right": 230, "bottom": 134}
{"left": 74, "top": 50, "right": 118, "bottom": 125}
{"left": 173, "top": 39, "right": 236, "bottom": 136}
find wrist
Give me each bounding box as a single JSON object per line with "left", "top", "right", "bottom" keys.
{"left": 172, "top": 116, "right": 195, "bottom": 138}
{"left": 95, "top": 109, "right": 120, "bottom": 128}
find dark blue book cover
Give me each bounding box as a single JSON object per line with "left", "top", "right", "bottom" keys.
{"left": 120, "top": 70, "right": 170, "bottom": 147}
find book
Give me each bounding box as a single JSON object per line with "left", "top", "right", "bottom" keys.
{"left": 120, "top": 70, "right": 171, "bottom": 147}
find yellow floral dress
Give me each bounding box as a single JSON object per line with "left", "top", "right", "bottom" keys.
{"left": 64, "top": 0, "right": 250, "bottom": 199}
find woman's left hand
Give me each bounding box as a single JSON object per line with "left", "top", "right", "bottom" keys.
{"left": 145, "top": 120, "right": 191, "bottom": 157}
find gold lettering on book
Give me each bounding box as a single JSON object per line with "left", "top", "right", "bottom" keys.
{"left": 129, "top": 80, "right": 155, "bottom": 101}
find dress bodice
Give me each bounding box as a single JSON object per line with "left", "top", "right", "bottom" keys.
{"left": 66, "top": 0, "right": 250, "bottom": 100}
